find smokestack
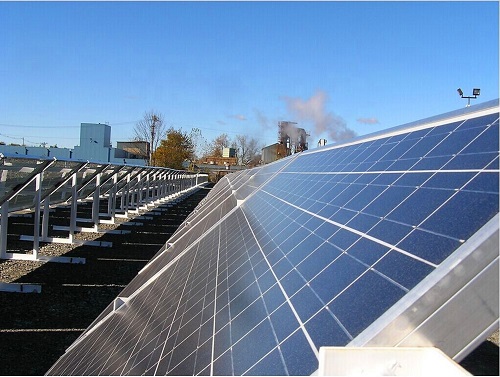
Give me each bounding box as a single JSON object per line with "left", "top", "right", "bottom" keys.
{"left": 283, "top": 91, "right": 357, "bottom": 142}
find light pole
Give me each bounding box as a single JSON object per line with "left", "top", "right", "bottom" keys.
{"left": 457, "top": 88, "right": 480, "bottom": 107}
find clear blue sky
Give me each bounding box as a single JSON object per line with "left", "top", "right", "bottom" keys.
{"left": 1, "top": 1, "right": 498, "bottom": 150}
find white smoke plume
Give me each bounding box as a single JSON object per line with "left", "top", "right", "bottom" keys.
{"left": 283, "top": 91, "right": 356, "bottom": 142}
{"left": 357, "top": 117, "right": 379, "bottom": 125}
{"left": 254, "top": 108, "right": 270, "bottom": 129}
{"left": 228, "top": 114, "right": 247, "bottom": 121}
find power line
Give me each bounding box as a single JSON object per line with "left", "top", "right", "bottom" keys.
{"left": 0, "top": 120, "right": 141, "bottom": 128}
{"left": 0, "top": 133, "right": 23, "bottom": 140}
{"left": 0, "top": 123, "right": 81, "bottom": 128}
{"left": 25, "top": 139, "right": 44, "bottom": 145}
{"left": 0, "top": 133, "right": 78, "bottom": 140}
{"left": 108, "top": 120, "right": 141, "bottom": 125}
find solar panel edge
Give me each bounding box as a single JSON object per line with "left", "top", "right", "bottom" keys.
{"left": 73, "top": 201, "right": 244, "bottom": 338}
{"left": 231, "top": 152, "right": 302, "bottom": 204}
{"left": 302, "top": 99, "right": 499, "bottom": 157}
{"left": 0, "top": 157, "right": 55, "bottom": 207}
{"left": 347, "top": 213, "right": 499, "bottom": 355}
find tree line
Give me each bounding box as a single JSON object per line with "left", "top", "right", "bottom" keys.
{"left": 133, "top": 110, "right": 263, "bottom": 169}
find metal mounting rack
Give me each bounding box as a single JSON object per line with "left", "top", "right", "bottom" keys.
{"left": 0, "top": 154, "right": 208, "bottom": 292}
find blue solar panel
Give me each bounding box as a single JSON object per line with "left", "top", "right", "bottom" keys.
{"left": 47, "top": 100, "right": 499, "bottom": 375}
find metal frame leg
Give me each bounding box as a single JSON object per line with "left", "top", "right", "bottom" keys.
{"left": 0, "top": 201, "right": 8, "bottom": 259}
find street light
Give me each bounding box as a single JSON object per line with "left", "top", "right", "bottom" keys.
{"left": 457, "top": 87, "right": 480, "bottom": 107}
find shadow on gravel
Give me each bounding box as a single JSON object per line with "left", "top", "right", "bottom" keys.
{"left": 460, "top": 340, "right": 499, "bottom": 376}
{"left": 0, "top": 187, "right": 212, "bottom": 376}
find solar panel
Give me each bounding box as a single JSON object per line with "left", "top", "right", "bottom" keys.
{"left": 0, "top": 157, "right": 60, "bottom": 211}
{"left": 47, "top": 99, "right": 499, "bottom": 375}
{"left": 1, "top": 155, "right": 207, "bottom": 269}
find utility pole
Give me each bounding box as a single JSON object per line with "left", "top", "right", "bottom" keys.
{"left": 150, "top": 114, "right": 157, "bottom": 166}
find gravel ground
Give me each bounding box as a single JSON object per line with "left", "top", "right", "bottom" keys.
{"left": 0, "top": 184, "right": 498, "bottom": 376}
{"left": 0, "top": 187, "right": 213, "bottom": 375}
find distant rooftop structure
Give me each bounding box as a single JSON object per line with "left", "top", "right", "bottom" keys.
{"left": 262, "top": 121, "right": 309, "bottom": 164}
{"left": 116, "top": 141, "right": 149, "bottom": 161}
{"left": 0, "top": 123, "right": 148, "bottom": 165}
{"left": 278, "top": 120, "right": 309, "bottom": 153}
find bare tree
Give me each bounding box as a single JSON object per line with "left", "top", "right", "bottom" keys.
{"left": 189, "top": 127, "right": 208, "bottom": 161}
{"left": 246, "top": 137, "right": 262, "bottom": 165}
{"left": 134, "top": 110, "right": 167, "bottom": 165}
{"left": 235, "top": 134, "right": 262, "bottom": 165}
{"left": 235, "top": 135, "right": 248, "bottom": 165}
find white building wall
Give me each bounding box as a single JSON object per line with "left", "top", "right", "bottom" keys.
{"left": 49, "top": 148, "right": 73, "bottom": 159}
{"left": 0, "top": 122, "right": 146, "bottom": 166}
{"left": 0, "top": 145, "right": 72, "bottom": 159}
{"left": 73, "top": 123, "right": 112, "bottom": 162}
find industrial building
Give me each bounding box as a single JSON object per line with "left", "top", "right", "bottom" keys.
{"left": 0, "top": 123, "right": 147, "bottom": 165}
{"left": 262, "top": 121, "right": 309, "bottom": 164}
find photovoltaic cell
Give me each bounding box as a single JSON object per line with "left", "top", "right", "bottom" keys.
{"left": 47, "top": 100, "right": 499, "bottom": 375}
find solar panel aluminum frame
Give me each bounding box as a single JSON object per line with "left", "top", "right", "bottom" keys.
{"left": 100, "top": 166, "right": 162, "bottom": 222}
{"left": 115, "top": 169, "right": 140, "bottom": 217}
{"left": 37, "top": 161, "right": 90, "bottom": 206}
{"left": 116, "top": 169, "right": 148, "bottom": 215}
{"left": 348, "top": 214, "right": 499, "bottom": 362}
{"left": 50, "top": 164, "right": 142, "bottom": 237}
{"left": 74, "top": 163, "right": 110, "bottom": 201}
{"left": 147, "top": 169, "right": 164, "bottom": 203}
{"left": 1, "top": 155, "right": 207, "bottom": 269}
{"left": 141, "top": 168, "right": 167, "bottom": 208}
{"left": 123, "top": 169, "right": 157, "bottom": 212}
{"left": 17, "top": 161, "right": 113, "bottom": 259}
{"left": 2, "top": 159, "right": 91, "bottom": 263}
{"left": 0, "top": 154, "right": 56, "bottom": 207}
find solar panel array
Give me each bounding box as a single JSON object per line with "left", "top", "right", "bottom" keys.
{"left": 0, "top": 157, "right": 205, "bottom": 214}
{"left": 48, "top": 100, "right": 499, "bottom": 375}
{"left": 0, "top": 156, "right": 207, "bottom": 266}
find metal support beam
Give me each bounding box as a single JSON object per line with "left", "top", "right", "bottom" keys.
{"left": 0, "top": 201, "right": 9, "bottom": 259}
{"left": 91, "top": 172, "right": 101, "bottom": 230}
{"left": 41, "top": 196, "right": 50, "bottom": 240}
{"left": 0, "top": 282, "right": 42, "bottom": 293}
{"left": 19, "top": 235, "right": 111, "bottom": 248}
{"left": 32, "top": 172, "right": 42, "bottom": 259}
{"left": 2, "top": 252, "right": 85, "bottom": 264}
{"left": 68, "top": 171, "right": 78, "bottom": 243}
